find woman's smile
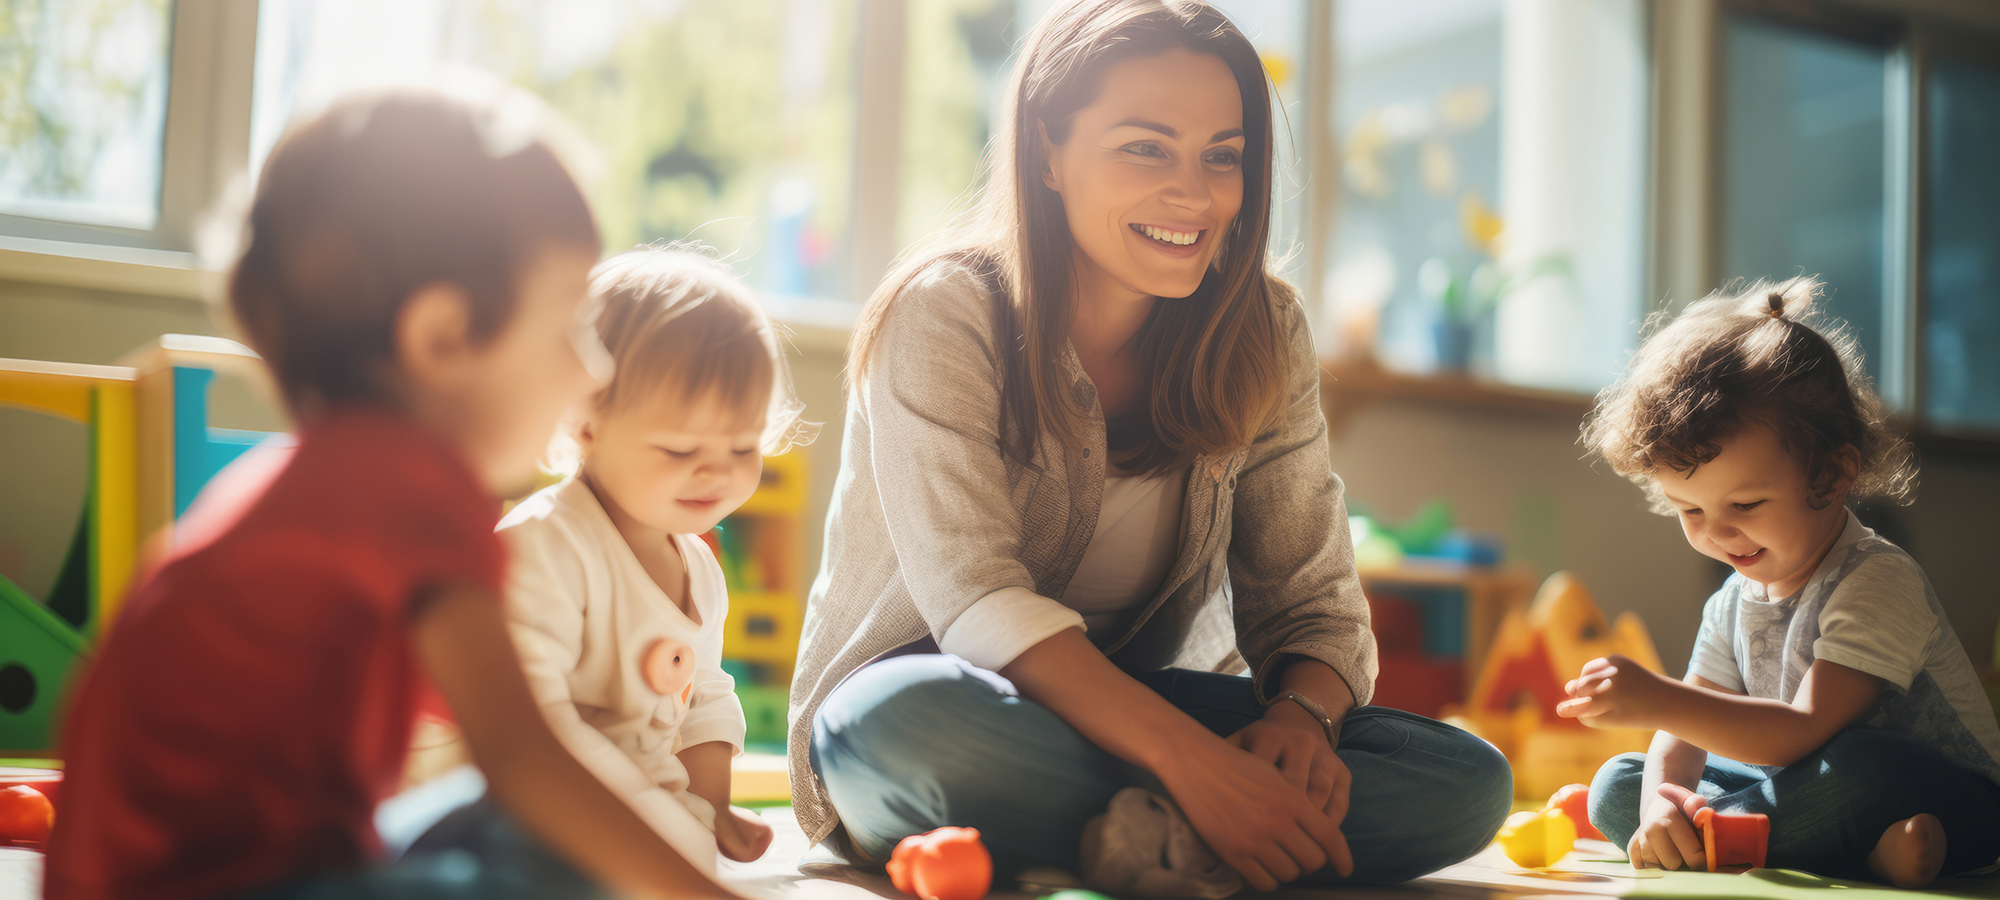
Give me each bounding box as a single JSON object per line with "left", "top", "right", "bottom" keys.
{"left": 1129, "top": 222, "right": 1208, "bottom": 257}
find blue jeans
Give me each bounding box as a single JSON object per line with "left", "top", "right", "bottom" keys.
{"left": 1589, "top": 727, "right": 2000, "bottom": 880}
{"left": 237, "top": 798, "right": 607, "bottom": 900}
{"left": 810, "top": 654, "right": 1513, "bottom": 884}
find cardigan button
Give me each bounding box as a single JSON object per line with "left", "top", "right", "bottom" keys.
{"left": 1208, "top": 464, "right": 1224, "bottom": 481}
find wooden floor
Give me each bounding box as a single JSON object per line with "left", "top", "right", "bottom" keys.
{"left": 19, "top": 816, "right": 2000, "bottom": 900}
{"left": 0, "top": 808, "right": 1629, "bottom": 900}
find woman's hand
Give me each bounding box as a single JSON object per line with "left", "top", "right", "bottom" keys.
{"left": 1155, "top": 732, "right": 1353, "bottom": 891}
{"left": 1229, "top": 702, "right": 1350, "bottom": 819}
{"left": 1000, "top": 632, "right": 1351, "bottom": 892}
{"left": 1628, "top": 783, "right": 1708, "bottom": 871}
{"left": 1556, "top": 654, "right": 1677, "bottom": 729}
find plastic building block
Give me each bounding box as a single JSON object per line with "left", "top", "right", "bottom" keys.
{"left": 0, "top": 784, "right": 53, "bottom": 848}
{"left": 1546, "top": 783, "right": 1606, "bottom": 841}
{"left": 888, "top": 827, "right": 991, "bottom": 900}
{"left": 1693, "top": 808, "right": 1768, "bottom": 872}
{"left": 1496, "top": 808, "right": 1576, "bottom": 868}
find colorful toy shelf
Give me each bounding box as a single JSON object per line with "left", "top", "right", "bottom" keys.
{"left": 712, "top": 450, "right": 807, "bottom": 749}
{"left": 1357, "top": 563, "right": 1539, "bottom": 718}
{"left": 0, "top": 337, "right": 279, "bottom": 753}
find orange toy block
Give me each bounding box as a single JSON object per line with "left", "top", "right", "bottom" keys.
{"left": 1693, "top": 808, "right": 1768, "bottom": 872}
{"left": 888, "top": 827, "right": 992, "bottom": 900}
{"left": 1546, "top": 783, "right": 1605, "bottom": 841}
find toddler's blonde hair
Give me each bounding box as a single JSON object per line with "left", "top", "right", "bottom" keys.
{"left": 586, "top": 244, "right": 810, "bottom": 455}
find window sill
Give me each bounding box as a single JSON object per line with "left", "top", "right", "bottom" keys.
{"left": 762, "top": 294, "right": 856, "bottom": 357}
{"left": 1319, "top": 357, "right": 1594, "bottom": 437}
{"left": 0, "top": 235, "right": 214, "bottom": 303}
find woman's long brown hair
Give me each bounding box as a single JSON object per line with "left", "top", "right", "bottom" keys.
{"left": 848, "top": 0, "right": 1288, "bottom": 475}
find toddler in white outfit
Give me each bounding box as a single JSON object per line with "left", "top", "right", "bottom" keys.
{"left": 498, "top": 246, "right": 809, "bottom": 868}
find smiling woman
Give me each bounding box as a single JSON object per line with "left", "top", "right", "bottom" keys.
{"left": 793, "top": 0, "right": 1512, "bottom": 893}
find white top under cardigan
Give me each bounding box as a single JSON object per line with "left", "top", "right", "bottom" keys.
{"left": 497, "top": 476, "right": 747, "bottom": 872}
{"left": 940, "top": 464, "right": 1189, "bottom": 670}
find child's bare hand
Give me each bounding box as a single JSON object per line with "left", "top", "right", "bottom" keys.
{"left": 1628, "top": 783, "right": 1708, "bottom": 871}
{"left": 715, "top": 806, "right": 774, "bottom": 862}
{"left": 1556, "top": 654, "right": 1670, "bottom": 728}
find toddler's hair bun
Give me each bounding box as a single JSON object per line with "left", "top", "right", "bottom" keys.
{"left": 1756, "top": 279, "right": 1816, "bottom": 323}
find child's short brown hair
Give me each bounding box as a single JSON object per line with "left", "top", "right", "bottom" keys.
{"left": 1583, "top": 277, "right": 1916, "bottom": 513}
{"left": 228, "top": 84, "right": 599, "bottom": 414}
{"left": 587, "top": 245, "right": 809, "bottom": 453}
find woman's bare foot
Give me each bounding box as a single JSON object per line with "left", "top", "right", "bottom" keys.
{"left": 1866, "top": 813, "right": 1945, "bottom": 888}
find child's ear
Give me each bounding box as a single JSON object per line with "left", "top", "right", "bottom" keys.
{"left": 1831, "top": 444, "right": 1862, "bottom": 495}
{"left": 395, "top": 283, "right": 476, "bottom": 396}
{"left": 1812, "top": 445, "right": 1863, "bottom": 509}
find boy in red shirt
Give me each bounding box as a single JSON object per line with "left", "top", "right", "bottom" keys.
{"left": 45, "top": 86, "right": 737, "bottom": 900}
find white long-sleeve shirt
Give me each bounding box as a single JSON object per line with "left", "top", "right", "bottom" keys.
{"left": 497, "top": 476, "right": 746, "bottom": 871}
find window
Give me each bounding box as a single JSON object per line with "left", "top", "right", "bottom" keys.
{"left": 1715, "top": 5, "right": 2000, "bottom": 439}
{"left": 252, "top": 0, "right": 857, "bottom": 300}
{"left": 1924, "top": 53, "right": 2000, "bottom": 432}
{"left": 897, "top": 0, "right": 1012, "bottom": 253}
{"left": 1322, "top": 0, "right": 1648, "bottom": 392}
{"left": 1721, "top": 15, "right": 1889, "bottom": 387}
{"left": 0, "top": 0, "right": 173, "bottom": 229}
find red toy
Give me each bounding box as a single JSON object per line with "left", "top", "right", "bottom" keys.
{"left": 0, "top": 767, "right": 60, "bottom": 807}
{"left": 888, "top": 827, "right": 992, "bottom": 900}
{"left": 0, "top": 784, "right": 54, "bottom": 849}
{"left": 1546, "top": 783, "right": 1606, "bottom": 841}
{"left": 1692, "top": 808, "right": 1769, "bottom": 872}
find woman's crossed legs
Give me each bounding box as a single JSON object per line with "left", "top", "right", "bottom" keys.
{"left": 810, "top": 654, "right": 1511, "bottom": 885}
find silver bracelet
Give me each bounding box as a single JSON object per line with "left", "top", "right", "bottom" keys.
{"left": 1268, "top": 690, "right": 1341, "bottom": 751}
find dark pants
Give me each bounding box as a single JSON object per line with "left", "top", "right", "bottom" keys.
{"left": 239, "top": 798, "right": 607, "bottom": 900}
{"left": 810, "top": 654, "right": 1514, "bottom": 884}
{"left": 1588, "top": 727, "right": 2000, "bottom": 880}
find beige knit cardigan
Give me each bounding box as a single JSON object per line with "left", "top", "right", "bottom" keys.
{"left": 787, "top": 260, "right": 1378, "bottom": 845}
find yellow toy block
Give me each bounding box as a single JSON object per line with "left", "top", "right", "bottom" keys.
{"left": 1496, "top": 808, "right": 1577, "bottom": 868}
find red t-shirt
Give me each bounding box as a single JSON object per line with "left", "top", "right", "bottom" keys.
{"left": 45, "top": 411, "right": 505, "bottom": 900}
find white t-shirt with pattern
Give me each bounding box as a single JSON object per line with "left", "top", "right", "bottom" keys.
{"left": 1688, "top": 509, "right": 2000, "bottom": 785}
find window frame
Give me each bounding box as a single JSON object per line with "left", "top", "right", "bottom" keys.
{"left": 0, "top": 0, "right": 257, "bottom": 301}
{"left": 1708, "top": 0, "right": 2000, "bottom": 451}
